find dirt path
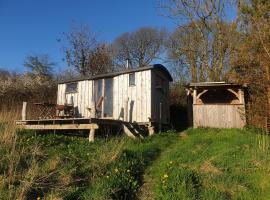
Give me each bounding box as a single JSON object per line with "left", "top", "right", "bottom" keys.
{"left": 137, "top": 131, "right": 186, "bottom": 199}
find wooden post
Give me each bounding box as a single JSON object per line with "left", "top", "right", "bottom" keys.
{"left": 88, "top": 123, "right": 99, "bottom": 142}
{"left": 238, "top": 89, "right": 244, "bottom": 104}
{"left": 193, "top": 89, "right": 197, "bottom": 104}
{"left": 89, "top": 128, "right": 95, "bottom": 142}
{"left": 186, "top": 88, "right": 193, "bottom": 127}
{"left": 148, "top": 125, "right": 155, "bottom": 136}
{"left": 22, "top": 102, "right": 27, "bottom": 121}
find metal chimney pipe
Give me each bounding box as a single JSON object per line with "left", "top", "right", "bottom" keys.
{"left": 126, "top": 59, "right": 129, "bottom": 69}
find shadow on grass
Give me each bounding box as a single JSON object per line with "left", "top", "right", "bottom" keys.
{"left": 107, "top": 135, "right": 179, "bottom": 200}
{"left": 19, "top": 123, "right": 125, "bottom": 143}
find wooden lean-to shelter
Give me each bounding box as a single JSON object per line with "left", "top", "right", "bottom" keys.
{"left": 16, "top": 64, "right": 172, "bottom": 141}
{"left": 186, "top": 82, "right": 246, "bottom": 128}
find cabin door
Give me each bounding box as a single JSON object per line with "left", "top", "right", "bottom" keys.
{"left": 103, "top": 78, "right": 113, "bottom": 117}
{"left": 93, "top": 78, "right": 113, "bottom": 118}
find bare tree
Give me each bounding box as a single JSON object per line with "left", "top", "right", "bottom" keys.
{"left": 86, "top": 44, "right": 114, "bottom": 75}
{"left": 63, "top": 24, "right": 98, "bottom": 76}
{"left": 63, "top": 24, "right": 115, "bottom": 76}
{"left": 112, "top": 27, "right": 167, "bottom": 68}
{"left": 161, "top": 0, "right": 236, "bottom": 82}
{"left": 230, "top": 0, "right": 270, "bottom": 130}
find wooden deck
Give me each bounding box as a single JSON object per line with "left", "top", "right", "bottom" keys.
{"left": 16, "top": 117, "right": 151, "bottom": 142}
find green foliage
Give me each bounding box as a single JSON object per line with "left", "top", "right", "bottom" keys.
{"left": 85, "top": 131, "right": 179, "bottom": 199}
{"left": 1, "top": 128, "right": 270, "bottom": 199}
{"left": 152, "top": 128, "right": 270, "bottom": 200}
{"left": 105, "top": 150, "right": 143, "bottom": 199}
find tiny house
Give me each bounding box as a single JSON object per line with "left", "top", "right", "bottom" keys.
{"left": 186, "top": 82, "right": 246, "bottom": 128}
{"left": 57, "top": 64, "right": 173, "bottom": 125}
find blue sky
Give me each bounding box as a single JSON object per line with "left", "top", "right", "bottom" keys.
{"left": 0, "top": 0, "right": 236, "bottom": 73}
{"left": 0, "top": 0, "right": 176, "bottom": 72}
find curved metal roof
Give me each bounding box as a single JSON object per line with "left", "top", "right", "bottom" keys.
{"left": 58, "top": 64, "right": 173, "bottom": 84}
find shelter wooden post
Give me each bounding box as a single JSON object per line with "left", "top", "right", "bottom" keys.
{"left": 22, "top": 102, "right": 27, "bottom": 121}
{"left": 186, "top": 88, "right": 193, "bottom": 127}
{"left": 238, "top": 89, "right": 244, "bottom": 104}
{"left": 88, "top": 123, "right": 99, "bottom": 142}
{"left": 193, "top": 88, "right": 197, "bottom": 104}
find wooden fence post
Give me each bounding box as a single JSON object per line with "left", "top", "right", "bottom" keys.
{"left": 22, "top": 102, "right": 27, "bottom": 121}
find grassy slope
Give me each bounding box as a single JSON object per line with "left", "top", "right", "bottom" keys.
{"left": 149, "top": 128, "right": 270, "bottom": 200}
{"left": 1, "top": 128, "right": 270, "bottom": 199}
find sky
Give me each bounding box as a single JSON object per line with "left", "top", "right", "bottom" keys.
{"left": 0, "top": 0, "right": 176, "bottom": 72}
{"left": 0, "top": 0, "right": 236, "bottom": 73}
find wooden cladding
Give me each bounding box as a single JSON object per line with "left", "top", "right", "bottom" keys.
{"left": 188, "top": 84, "right": 247, "bottom": 128}
{"left": 193, "top": 104, "right": 246, "bottom": 128}
{"left": 56, "top": 69, "right": 170, "bottom": 123}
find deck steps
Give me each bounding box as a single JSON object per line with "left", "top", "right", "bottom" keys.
{"left": 122, "top": 123, "right": 144, "bottom": 139}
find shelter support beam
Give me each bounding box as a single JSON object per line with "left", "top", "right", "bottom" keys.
{"left": 193, "top": 89, "right": 197, "bottom": 104}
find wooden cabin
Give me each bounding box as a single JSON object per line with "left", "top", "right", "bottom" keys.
{"left": 57, "top": 64, "right": 173, "bottom": 125}
{"left": 16, "top": 64, "right": 172, "bottom": 141}
{"left": 186, "top": 82, "right": 246, "bottom": 128}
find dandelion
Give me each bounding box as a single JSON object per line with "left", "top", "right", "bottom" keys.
{"left": 169, "top": 160, "right": 173, "bottom": 165}
{"left": 163, "top": 173, "right": 168, "bottom": 178}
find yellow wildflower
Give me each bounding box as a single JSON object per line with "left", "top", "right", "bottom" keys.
{"left": 169, "top": 161, "right": 173, "bottom": 165}
{"left": 37, "top": 197, "right": 41, "bottom": 200}
{"left": 163, "top": 173, "right": 168, "bottom": 178}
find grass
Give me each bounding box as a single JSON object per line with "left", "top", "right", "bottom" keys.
{"left": 150, "top": 128, "right": 270, "bottom": 200}
{"left": 1, "top": 114, "right": 270, "bottom": 199}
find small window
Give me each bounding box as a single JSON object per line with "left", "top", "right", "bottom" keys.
{"left": 156, "top": 75, "right": 164, "bottom": 91}
{"left": 66, "top": 82, "right": 78, "bottom": 93}
{"left": 129, "top": 73, "right": 135, "bottom": 86}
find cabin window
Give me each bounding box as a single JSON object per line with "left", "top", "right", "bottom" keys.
{"left": 65, "top": 82, "right": 78, "bottom": 93}
{"left": 129, "top": 73, "right": 135, "bottom": 86}
{"left": 156, "top": 75, "right": 165, "bottom": 92}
